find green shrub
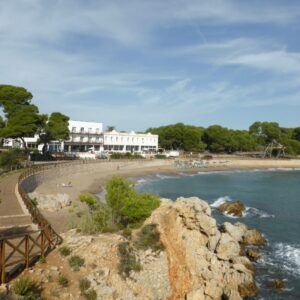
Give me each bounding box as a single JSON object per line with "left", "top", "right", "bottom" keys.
{"left": 59, "top": 245, "right": 72, "bottom": 256}
{"left": 50, "top": 289, "right": 60, "bottom": 298}
{"left": 155, "top": 154, "right": 167, "bottom": 159}
{"left": 76, "top": 211, "right": 83, "bottom": 218}
{"left": 120, "top": 193, "right": 160, "bottom": 225}
{"left": 84, "top": 289, "right": 97, "bottom": 300}
{"left": 106, "top": 176, "right": 160, "bottom": 226}
{"left": 0, "top": 148, "right": 25, "bottom": 170}
{"left": 110, "top": 152, "right": 144, "bottom": 160}
{"left": 77, "top": 207, "right": 111, "bottom": 234}
{"left": 122, "top": 228, "right": 132, "bottom": 239}
{"left": 69, "top": 255, "right": 85, "bottom": 271}
{"left": 58, "top": 275, "right": 69, "bottom": 287}
{"left": 31, "top": 198, "right": 38, "bottom": 207}
{"left": 39, "top": 256, "right": 46, "bottom": 263}
{"left": 117, "top": 242, "right": 142, "bottom": 278}
{"left": 13, "top": 276, "right": 40, "bottom": 299}
{"left": 79, "top": 278, "right": 91, "bottom": 293}
{"left": 135, "top": 224, "right": 165, "bottom": 252}
{"left": 80, "top": 193, "right": 100, "bottom": 211}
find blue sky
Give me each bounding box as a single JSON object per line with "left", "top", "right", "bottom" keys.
{"left": 0, "top": 0, "right": 300, "bottom": 131}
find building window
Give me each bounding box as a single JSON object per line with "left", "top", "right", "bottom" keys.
{"left": 96, "top": 137, "right": 99, "bottom": 142}
{"left": 80, "top": 127, "right": 84, "bottom": 133}
{"left": 80, "top": 136, "right": 84, "bottom": 142}
{"left": 72, "top": 127, "right": 76, "bottom": 132}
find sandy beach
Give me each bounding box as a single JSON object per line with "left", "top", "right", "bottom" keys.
{"left": 32, "top": 157, "right": 300, "bottom": 233}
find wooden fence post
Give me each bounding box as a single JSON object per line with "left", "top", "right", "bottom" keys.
{"left": 0, "top": 240, "right": 5, "bottom": 284}
{"left": 41, "top": 231, "right": 45, "bottom": 257}
{"left": 25, "top": 235, "right": 29, "bottom": 268}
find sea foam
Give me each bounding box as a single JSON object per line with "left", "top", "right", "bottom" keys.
{"left": 211, "top": 196, "right": 275, "bottom": 218}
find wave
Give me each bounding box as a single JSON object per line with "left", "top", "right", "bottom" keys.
{"left": 244, "top": 207, "right": 275, "bottom": 218}
{"left": 210, "top": 196, "right": 274, "bottom": 218}
{"left": 261, "top": 243, "right": 300, "bottom": 277}
{"left": 210, "top": 196, "right": 232, "bottom": 208}
{"left": 155, "top": 174, "right": 178, "bottom": 179}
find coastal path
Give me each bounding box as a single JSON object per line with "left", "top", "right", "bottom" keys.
{"left": 0, "top": 172, "right": 33, "bottom": 230}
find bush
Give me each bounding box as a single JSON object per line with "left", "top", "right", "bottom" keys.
{"left": 79, "top": 278, "right": 91, "bottom": 293}
{"left": 155, "top": 154, "right": 167, "bottom": 159}
{"left": 59, "top": 245, "right": 72, "bottom": 256}
{"left": 13, "top": 276, "right": 40, "bottom": 299}
{"left": 80, "top": 193, "right": 100, "bottom": 211}
{"left": 39, "top": 256, "right": 46, "bottom": 263}
{"left": 69, "top": 255, "right": 85, "bottom": 271}
{"left": 118, "top": 242, "right": 142, "bottom": 278}
{"left": 31, "top": 198, "right": 38, "bottom": 207}
{"left": 122, "top": 228, "right": 132, "bottom": 239}
{"left": 50, "top": 289, "right": 60, "bottom": 298}
{"left": 0, "top": 148, "right": 25, "bottom": 170}
{"left": 58, "top": 275, "right": 69, "bottom": 287}
{"left": 135, "top": 224, "right": 165, "bottom": 252}
{"left": 77, "top": 207, "right": 111, "bottom": 234}
{"left": 120, "top": 193, "right": 160, "bottom": 225}
{"left": 106, "top": 176, "right": 160, "bottom": 226}
{"left": 84, "top": 289, "right": 97, "bottom": 300}
{"left": 110, "top": 152, "right": 143, "bottom": 160}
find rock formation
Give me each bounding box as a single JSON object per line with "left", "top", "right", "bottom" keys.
{"left": 147, "top": 197, "right": 261, "bottom": 299}
{"left": 14, "top": 196, "right": 266, "bottom": 300}
{"left": 217, "top": 200, "right": 246, "bottom": 217}
{"left": 29, "top": 191, "right": 71, "bottom": 212}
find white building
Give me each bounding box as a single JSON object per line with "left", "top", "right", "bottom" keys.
{"left": 64, "top": 120, "right": 104, "bottom": 152}
{"left": 103, "top": 130, "right": 158, "bottom": 153}
{"left": 3, "top": 120, "right": 159, "bottom": 154}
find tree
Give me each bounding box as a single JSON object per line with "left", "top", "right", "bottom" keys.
{"left": 147, "top": 123, "right": 206, "bottom": 151}
{"left": 0, "top": 104, "right": 42, "bottom": 150}
{"left": 0, "top": 85, "right": 33, "bottom": 118}
{"left": 107, "top": 126, "right": 115, "bottom": 132}
{"left": 106, "top": 176, "right": 134, "bottom": 223}
{"left": 202, "top": 125, "right": 233, "bottom": 152}
{"left": 249, "top": 122, "right": 281, "bottom": 145}
{"left": 38, "top": 112, "right": 69, "bottom": 154}
{"left": 293, "top": 127, "right": 300, "bottom": 141}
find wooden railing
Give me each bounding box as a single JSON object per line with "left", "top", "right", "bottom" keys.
{"left": 0, "top": 164, "right": 65, "bottom": 284}
{"left": 0, "top": 158, "right": 167, "bottom": 283}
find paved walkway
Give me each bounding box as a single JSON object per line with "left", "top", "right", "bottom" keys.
{"left": 0, "top": 172, "right": 32, "bottom": 229}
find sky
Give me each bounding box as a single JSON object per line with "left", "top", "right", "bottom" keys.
{"left": 0, "top": 0, "right": 300, "bottom": 131}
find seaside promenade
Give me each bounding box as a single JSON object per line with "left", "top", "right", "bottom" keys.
{"left": 0, "top": 172, "right": 32, "bottom": 231}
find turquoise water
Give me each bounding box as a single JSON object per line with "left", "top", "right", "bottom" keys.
{"left": 136, "top": 169, "right": 300, "bottom": 300}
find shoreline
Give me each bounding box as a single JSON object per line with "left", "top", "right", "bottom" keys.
{"left": 33, "top": 158, "right": 300, "bottom": 233}
{"left": 88, "top": 163, "right": 300, "bottom": 196}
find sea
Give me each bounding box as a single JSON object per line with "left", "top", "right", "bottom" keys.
{"left": 136, "top": 169, "right": 300, "bottom": 300}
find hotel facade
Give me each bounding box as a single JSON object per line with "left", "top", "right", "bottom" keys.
{"left": 3, "top": 120, "right": 158, "bottom": 154}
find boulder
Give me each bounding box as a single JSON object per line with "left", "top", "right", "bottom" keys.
{"left": 242, "top": 229, "right": 267, "bottom": 246}
{"left": 208, "top": 230, "right": 221, "bottom": 252}
{"left": 186, "top": 288, "right": 206, "bottom": 300}
{"left": 238, "top": 282, "right": 258, "bottom": 298}
{"left": 216, "top": 233, "right": 240, "bottom": 260}
{"left": 267, "top": 278, "right": 286, "bottom": 290}
{"left": 221, "top": 222, "right": 247, "bottom": 242}
{"left": 246, "top": 248, "right": 261, "bottom": 262}
{"left": 217, "top": 201, "right": 245, "bottom": 217}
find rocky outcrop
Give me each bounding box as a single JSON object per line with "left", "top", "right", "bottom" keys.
{"left": 246, "top": 248, "right": 261, "bottom": 262}
{"left": 242, "top": 229, "right": 267, "bottom": 246}
{"left": 29, "top": 191, "right": 71, "bottom": 212}
{"left": 17, "top": 196, "right": 266, "bottom": 300}
{"left": 147, "top": 197, "right": 258, "bottom": 300}
{"left": 217, "top": 201, "right": 246, "bottom": 217}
